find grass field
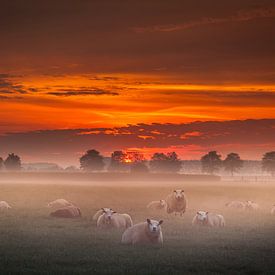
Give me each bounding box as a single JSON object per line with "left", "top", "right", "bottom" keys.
{"left": 0, "top": 180, "right": 274, "bottom": 274}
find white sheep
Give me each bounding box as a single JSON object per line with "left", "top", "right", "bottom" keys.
{"left": 147, "top": 200, "right": 167, "bottom": 210}
{"left": 122, "top": 219, "right": 163, "bottom": 245}
{"left": 192, "top": 211, "right": 225, "bottom": 227}
{"left": 166, "top": 189, "right": 187, "bottom": 216}
{"left": 271, "top": 205, "right": 275, "bottom": 215}
{"left": 0, "top": 201, "right": 11, "bottom": 210}
{"left": 92, "top": 207, "right": 112, "bottom": 221}
{"left": 50, "top": 205, "right": 81, "bottom": 218}
{"left": 96, "top": 209, "right": 133, "bottom": 229}
{"left": 225, "top": 201, "right": 246, "bottom": 209}
{"left": 245, "top": 201, "right": 259, "bottom": 211}
{"left": 47, "top": 199, "right": 72, "bottom": 208}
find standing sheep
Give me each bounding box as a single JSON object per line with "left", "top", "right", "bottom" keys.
{"left": 0, "top": 201, "right": 11, "bottom": 210}
{"left": 93, "top": 208, "right": 112, "bottom": 221}
{"left": 122, "top": 219, "right": 163, "bottom": 246}
{"left": 47, "top": 199, "right": 72, "bottom": 208}
{"left": 192, "top": 211, "right": 225, "bottom": 227}
{"left": 271, "top": 205, "right": 275, "bottom": 215}
{"left": 50, "top": 205, "right": 82, "bottom": 218}
{"left": 97, "top": 209, "right": 133, "bottom": 229}
{"left": 245, "top": 201, "right": 259, "bottom": 211}
{"left": 166, "top": 189, "right": 187, "bottom": 216}
{"left": 225, "top": 201, "right": 246, "bottom": 209}
{"left": 147, "top": 200, "right": 167, "bottom": 210}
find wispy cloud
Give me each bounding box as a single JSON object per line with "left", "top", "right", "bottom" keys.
{"left": 133, "top": 7, "right": 275, "bottom": 33}
{"left": 47, "top": 89, "right": 119, "bottom": 97}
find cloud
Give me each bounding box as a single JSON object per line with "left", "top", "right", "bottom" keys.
{"left": 0, "top": 74, "right": 30, "bottom": 95}
{"left": 46, "top": 89, "right": 119, "bottom": 97}
{"left": 133, "top": 7, "right": 275, "bottom": 33}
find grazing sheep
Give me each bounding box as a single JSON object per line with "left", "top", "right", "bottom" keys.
{"left": 166, "top": 189, "right": 187, "bottom": 216}
{"left": 47, "top": 199, "right": 72, "bottom": 208}
{"left": 147, "top": 200, "right": 167, "bottom": 210}
{"left": 50, "top": 205, "right": 81, "bottom": 218}
{"left": 245, "top": 201, "right": 259, "bottom": 211}
{"left": 271, "top": 205, "right": 275, "bottom": 215}
{"left": 92, "top": 207, "right": 112, "bottom": 221}
{"left": 192, "top": 211, "right": 225, "bottom": 227}
{"left": 97, "top": 209, "right": 133, "bottom": 229}
{"left": 225, "top": 201, "right": 246, "bottom": 209}
{"left": 0, "top": 201, "right": 11, "bottom": 210}
{"left": 122, "top": 219, "right": 163, "bottom": 245}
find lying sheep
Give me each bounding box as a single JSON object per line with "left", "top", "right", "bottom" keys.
{"left": 47, "top": 199, "right": 72, "bottom": 208}
{"left": 245, "top": 201, "right": 259, "bottom": 211}
{"left": 97, "top": 208, "right": 133, "bottom": 229}
{"left": 192, "top": 211, "right": 225, "bottom": 227}
{"left": 147, "top": 200, "right": 167, "bottom": 210}
{"left": 225, "top": 201, "right": 246, "bottom": 209}
{"left": 166, "top": 189, "right": 187, "bottom": 216}
{"left": 122, "top": 219, "right": 163, "bottom": 245}
{"left": 271, "top": 205, "right": 275, "bottom": 215}
{"left": 0, "top": 201, "right": 11, "bottom": 210}
{"left": 50, "top": 205, "right": 81, "bottom": 218}
{"left": 92, "top": 207, "right": 112, "bottom": 221}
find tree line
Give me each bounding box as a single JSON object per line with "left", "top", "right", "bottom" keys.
{"left": 1, "top": 150, "right": 275, "bottom": 176}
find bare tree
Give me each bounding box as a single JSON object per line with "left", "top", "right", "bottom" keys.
{"left": 80, "top": 149, "right": 105, "bottom": 172}
{"left": 4, "top": 153, "right": 21, "bottom": 171}
{"left": 262, "top": 151, "right": 275, "bottom": 176}
{"left": 223, "top": 153, "right": 243, "bottom": 176}
{"left": 201, "top": 151, "right": 222, "bottom": 174}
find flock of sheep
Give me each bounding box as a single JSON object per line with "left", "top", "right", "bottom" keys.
{"left": 0, "top": 189, "right": 274, "bottom": 246}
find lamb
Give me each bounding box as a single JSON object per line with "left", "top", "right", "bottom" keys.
{"left": 192, "top": 211, "right": 225, "bottom": 227}
{"left": 50, "top": 205, "right": 81, "bottom": 218}
{"left": 225, "top": 201, "right": 246, "bottom": 209}
{"left": 47, "top": 199, "right": 72, "bottom": 208}
{"left": 0, "top": 201, "right": 12, "bottom": 210}
{"left": 147, "top": 200, "right": 167, "bottom": 210}
{"left": 271, "top": 205, "right": 275, "bottom": 215}
{"left": 245, "top": 201, "right": 259, "bottom": 211}
{"left": 96, "top": 208, "right": 133, "bottom": 229}
{"left": 166, "top": 189, "right": 187, "bottom": 216}
{"left": 92, "top": 207, "right": 112, "bottom": 221}
{"left": 121, "top": 219, "right": 163, "bottom": 245}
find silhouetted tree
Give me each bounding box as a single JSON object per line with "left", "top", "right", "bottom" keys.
{"left": 108, "top": 151, "right": 128, "bottom": 172}
{"left": 130, "top": 162, "right": 149, "bottom": 174}
{"left": 149, "top": 152, "right": 182, "bottom": 173}
{"left": 223, "top": 153, "right": 243, "bottom": 176}
{"left": 0, "top": 157, "right": 4, "bottom": 170}
{"left": 201, "top": 151, "right": 222, "bottom": 174}
{"left": 262, "top": 151, "right": 275, "bottom": 176}
{"left": 4, "top": 153, "right": 21, "bottom": 171}
{"left": 80, "top": 149, "right": 105, "bottom": 172}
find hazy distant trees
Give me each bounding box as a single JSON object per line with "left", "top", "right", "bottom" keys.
{"left": 262, "top": 151, "right": 275, "bottom": 176}
{"left": 0, "top": 157, "right": 4, "bottom": 170}
{"left": 149, "top": 152, "right": 182, "bottom": 173}
{"left": 130, "top": 162, "right": 149, "bottom": 174}
{"left": 201, "top": 151, "right": 222, "bottom": 174}
{"left": 223, "top": 153, "right": 243, "bottom": 176}
{"left": 4, "top": 153, "right": 22, "bottom": 171}
{"left": 108, "top": 151, "right": 128, "bottom": 172}
{"left": 80, "top": 149, "right": 105, "bottom": 172}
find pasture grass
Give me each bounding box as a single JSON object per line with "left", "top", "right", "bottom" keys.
{"left": 0, "top": 181, "right": 274, "bottom": 274}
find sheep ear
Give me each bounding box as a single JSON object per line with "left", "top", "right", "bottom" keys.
{"left": 181, "top": 190, "right": 184, "bottom": 193}
{"left": 206, "top": 212, "right": 209, "bottom": 215}
{"left": 197, "top": 212, "right": 200, "bottom": 214}
{"left": 147, "top": 218, "right": 151, "bottom": 224}
{"left": 173, "top": 190, "right": 176, "bottom": 193}
{"left": 101, "top": 208, "right": 106, "bottom": 212}
{"left": 112, "top": 211, "right": 116, "bottom": 214}
{"left": 158, "top": 220, "right": 163, "bottom": 225}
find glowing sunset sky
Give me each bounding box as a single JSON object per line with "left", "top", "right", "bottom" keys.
{"left": 0, "top": 0, "right": 275, "bottom": 164}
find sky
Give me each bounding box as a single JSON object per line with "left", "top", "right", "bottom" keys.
{"left": 0, "top": 0, "right": 275, "bottom": 165}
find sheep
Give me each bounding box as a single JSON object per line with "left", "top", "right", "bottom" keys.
{"left": 225, "top": 201, "right": 246, "bottom": 209}
{"left": 271, "top": 205, "right": 275, "bottom": 215}
{"left": 166, "top": 189, "right": 187, "bottom": 216}
{"left": 245, "top": 201, "right": 259, "bottom": 211}
{"left": 0, "top": 201, "right": 11, "bottom": 210}
{"left": 192, "top": 211, "right": 225, "bottom": 227}
{"left": 147, "top": 200, "right": 167, "bottom": 210}
{"left": 50, "top": 205, "right": 81, "bottom": 218}
{"left": 122, "top": 219, "right": 163, "bottom": 246}
{"left": 96, "top": 208, "right": 133, "bottom": 229}
{"left": 47, "top": 199, "right": 72, "bottom": 208}
{"left": 92, "top": 207, "right": 112, "bottom": 221}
